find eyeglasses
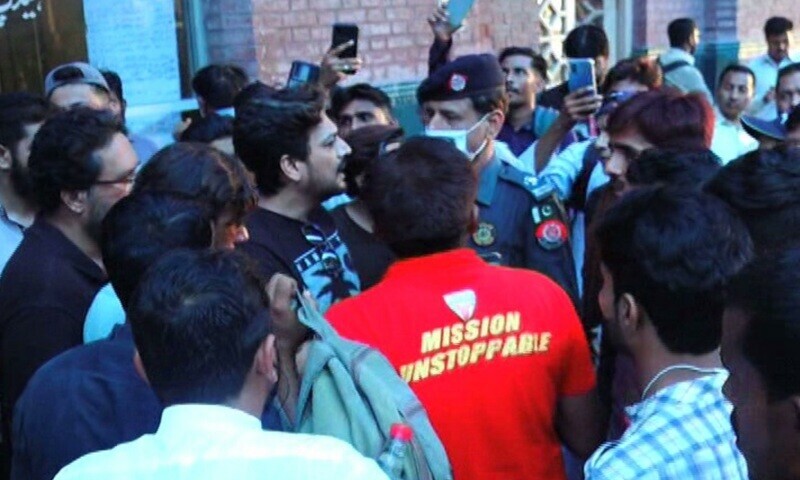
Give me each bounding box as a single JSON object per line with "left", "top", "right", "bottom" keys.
{"left": 94, "top": 168, "right": 137, "bottom": 187}
{"left": 301, "top": 223, "right": 343, "bottom": 276}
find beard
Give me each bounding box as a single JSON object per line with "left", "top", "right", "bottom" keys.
{"left": 9, "top": 155, "right": 35, "bottom": 201}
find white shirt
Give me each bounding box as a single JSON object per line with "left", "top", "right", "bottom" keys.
{"left": 710, "top": 109, "right": 758, "bottom": 164}
{"left": 56, "top": 404, "right": 389, "bottom": 480}
{"left": 747, "top": 53, "right": 800, "bottom": 119}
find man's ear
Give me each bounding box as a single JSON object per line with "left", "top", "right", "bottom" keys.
{"left": 485, "top": 109, "right": 505, "bottom": 138}
{"left": 60, "top": 190, "right": 89, "bottom": 215}
{"left": 617, "top": 292, "right": 643, "bottom": 335}
{"left": 279, "top": 154, "right": 304, "bottom": 183}
{"left": 254, "top": 334, "right": 278, "bottom": 384}
{"left": 133, "top": 350, "right": 150, "bottom": 385}
{"left": 0, "top": 144, "right": 11, "bottom": 170}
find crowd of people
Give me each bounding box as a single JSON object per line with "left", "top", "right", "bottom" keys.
{"left": 0, "top": 6, "right": 800, "bottom": 480}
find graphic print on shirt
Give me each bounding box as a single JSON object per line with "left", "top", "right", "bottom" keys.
{"left": 398, "top": 311, "right": 554, "bottom": 384}
{"left": 293, "top": 231, "right": 361, "bottom": 312}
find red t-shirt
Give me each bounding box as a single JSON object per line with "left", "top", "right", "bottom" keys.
{"left": 326, "top": 248, "right": 595, "bottom": 480}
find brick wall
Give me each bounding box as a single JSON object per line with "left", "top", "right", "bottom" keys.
{"left": 737, "top": 1, "right": 800, "bottom": 60}
{"left": 246, "top": 0, "right": 540, "bottom": 86}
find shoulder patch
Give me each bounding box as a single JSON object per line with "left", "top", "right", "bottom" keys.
{"left": 499, "top": 165, "right": 556, "bottom": 200}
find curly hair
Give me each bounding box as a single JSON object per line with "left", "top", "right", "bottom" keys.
{"left": 28, "top": 107, "right": 123, "bottom": 213}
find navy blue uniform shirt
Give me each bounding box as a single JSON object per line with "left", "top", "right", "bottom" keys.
{"left": 469, "top": 155, "right": 579, "bottom": 305}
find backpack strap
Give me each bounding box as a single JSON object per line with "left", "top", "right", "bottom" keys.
{"left": 566, "top": 142, "right": 602, "bottom": 211}
{"left": 658, "top": 57, "right": 691, "bottom": 75}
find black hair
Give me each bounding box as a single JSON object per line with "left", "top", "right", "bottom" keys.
{"left": 0, "top": 92, "right": 49, "bottom": 153}
{"left": 777, "top": 63, "right": 800, "bottom": 89}
{"left": 192, "top": 64, "right": 249, "bottom": 110}
{"left": 128, "top": 249, "right": 271, "bottom": 406}
{"left": 362, "top": 136, "right": 476, "bottom": 258}
{"left": 498, "top": 46, "right": 549, "bottom": 83}
{"left": 134, "top": 142, "right": 257, "bottom": 223}
{"left": 628, "top": 148, "right": 721, "bottom": 189}
{"left": 233, "top": 86, "right": 325, "bottom": 196}
{"left": 179, "top": 113, "right": 233, "bottom": 144}
{"left": 329, "top": 83, "right": 393, "bottom": 120}
{"left": 726, "top": 248, "right": 800, "bottom": 401}
{"left": 705, "top": 145, "right": 800, "bottom": 253}
{"left": 101, "top": 70, "right": 124, "bottom": 102}
{"left": 764, "top": 16, "right": 793, "bottom": 38}
{"left": 596, "top": 186, "right": 752, "bottom": 354}
{"left": 668, "top": 18, "right": 698, "bottom": 48}
{"left": 564, "top": 25, "right": 609, "bottom": 59}
{"left": 342, "top": 124, "right": 404, "bottom": 197}
{"left": 101, "top": 192, "right": 213, "bottom": 308}
{"left": 717, "top": 64, "right": 756, "bottom": 88}
{"left": 28, "top": 107, "right": 123, "bottom": 213}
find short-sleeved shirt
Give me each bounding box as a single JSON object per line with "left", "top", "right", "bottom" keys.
{"left": 472, "top": 153, "right": 579, "bottom": 303}
{"left": 0, "top": 218, "right": 106, "bottom": 449}
{"left": 585, "top": 371, "right": 748, "bottom": 480}
{"left": 239, "top": 207, "right": 361, "bottom": 313}
{"left": 327, "top": 248, "right": 596, "bottom": 480}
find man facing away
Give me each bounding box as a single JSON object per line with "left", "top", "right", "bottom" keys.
{"left": 585, "top": 186, "right": 751, "bottom": 479}
{"left": 55, "top": 249, "right": 387, "bottom": 479}
{"left": 327, "top": 137, "right": 602, "bottom": 480}
{"left": 659, "top": 18, "right": 713, "bottom": 103}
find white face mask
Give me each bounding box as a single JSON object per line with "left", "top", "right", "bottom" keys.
{"left": 425, "top": 114, "right": 490, "bottom": 162}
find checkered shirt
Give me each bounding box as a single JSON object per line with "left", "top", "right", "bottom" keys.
{"left": 584, "top": 370, "right": 748, "bottom": 479}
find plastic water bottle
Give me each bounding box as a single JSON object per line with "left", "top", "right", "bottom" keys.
{"left": 377, "top": 423, "right": 413, "bottom": 479}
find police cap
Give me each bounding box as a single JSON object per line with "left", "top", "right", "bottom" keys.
{"left": 417, "top": 54, "right": 505, "bottom": 104}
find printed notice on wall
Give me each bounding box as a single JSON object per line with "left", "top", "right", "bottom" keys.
{"left": 83, "top": 0, "right": 180, "bottom": 106}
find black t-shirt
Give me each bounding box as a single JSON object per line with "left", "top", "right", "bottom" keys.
{"left": 0, "top": 218, "right": 106, "bottom": 456}
{"left": 239, "top": 207, "right": 361, "bottom": 312}
{"left": 330, "top": 205, "right": 394, "bottom": 290}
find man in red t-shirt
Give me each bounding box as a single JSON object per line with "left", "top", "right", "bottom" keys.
{"left": 326, "top": 137, "right": 602, "bottom": 479}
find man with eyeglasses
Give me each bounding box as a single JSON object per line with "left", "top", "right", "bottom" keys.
{"left": 0, "top": 107, "right": 137, "bottom": 465}
{"left": 233, "top": 85, "right": 361, "bottom": 313}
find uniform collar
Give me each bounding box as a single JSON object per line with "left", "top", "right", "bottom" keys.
{"left": 476, "top": 155, "right": 502, "bottom": 206}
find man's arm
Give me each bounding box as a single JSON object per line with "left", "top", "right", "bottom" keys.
{"left": 556, "top": 389, "right": 604, "bottom": 458}
{"left": 266, "top": 274, "right": 312, "bottom": 426}
{"left": 551, "top": 291, "right": 605, "bottom": 457}
{"left": 427, "top": 6, "right": 455, "bottom": 74}
{"left": 534, "top": 88, "right": 602, "bottom": 173}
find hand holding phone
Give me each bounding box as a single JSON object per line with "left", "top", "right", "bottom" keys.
{"left": 286, "top": 61, "right": 320, "bottom": 89}
{"left": 331, "top": 23, "right": 358, "bottom": 59}
{"left": 567, "top": 58, "right": 597, "bottom": 94}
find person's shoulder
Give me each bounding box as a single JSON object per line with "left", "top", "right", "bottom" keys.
{"left": 498, "top": 162, "right": 556, "bottom": 201}
{"left": 54, "top": 435, "right": 152, "bottom": 480}
{"left": 239, "top": 430, "right": 384, "bottom": 471}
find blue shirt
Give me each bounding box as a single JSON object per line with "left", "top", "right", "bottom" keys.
{"left": 83, "top": 283, "right": 126, "bottom": 343}
{"left": 12, "top": 324, "right": 283, "bottom": 480}
{"left": 584, "top": 371, "right": 748, "bottom": 480}
{"left": 470, "top": 151, "right": 578, "bottom": 303}
{"left": 0, "top": 203, "right": 25, "bottom": 277}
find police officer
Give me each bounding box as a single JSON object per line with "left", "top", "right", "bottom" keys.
{"left": 418, "top": 54, "right": 579, "bottom": 304}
